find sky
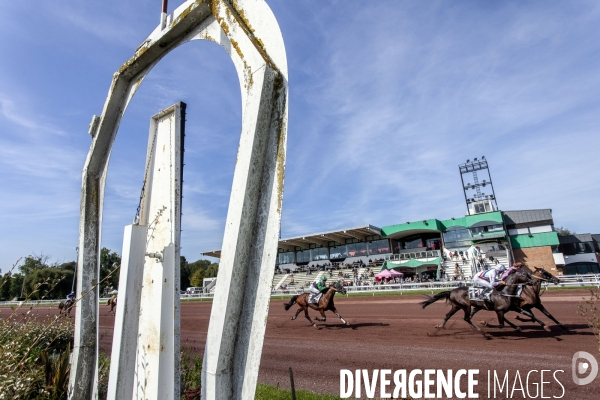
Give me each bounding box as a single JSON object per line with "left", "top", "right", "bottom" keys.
{"left": 1, "top": 0, "right": 599, "bottom": 269}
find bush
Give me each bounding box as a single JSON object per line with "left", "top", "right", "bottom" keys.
{"left": 0, "top": 314, "right": 73, "bottom": 399}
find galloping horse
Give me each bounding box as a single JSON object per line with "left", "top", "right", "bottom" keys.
{"left": 107, "top": 296, "right": 117, "bottom": 316}
{"left": 468, "top": 267, "right": 567, "bottom": 331}
{"left": 420, "top": 269, "right": 537, "bottom": 332}
{"left": 283, "top": 280, "right": 349, "bottom": 327}
{"left": 58, "top": 299, "right": 74, "bottom": 317}
{"left": 516, "top": 267, "right": 568, "bottom": 330}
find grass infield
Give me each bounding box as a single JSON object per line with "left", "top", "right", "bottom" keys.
{"left": 255, "top": 383, "right": 342, "bottom": 399}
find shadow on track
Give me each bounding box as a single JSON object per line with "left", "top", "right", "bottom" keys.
{"left": 315, "top": 322, "right": 390, "bottom": 330}
{"left": 481, "top": 323, "right": 593, "bottom": 341}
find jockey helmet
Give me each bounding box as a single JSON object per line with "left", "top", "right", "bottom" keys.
{"left": 496, "top": 264, "right": 507, "bottom": 272}
{"left": 321, "top": 275, "right": 327, "bottom": 281}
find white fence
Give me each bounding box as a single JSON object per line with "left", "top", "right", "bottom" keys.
{"left": 1, "top": 274, "right": 599, "bottom": 306}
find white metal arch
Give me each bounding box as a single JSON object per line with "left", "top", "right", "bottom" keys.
{"left": 69, "top": 1, "right": 288, "bottom": 399}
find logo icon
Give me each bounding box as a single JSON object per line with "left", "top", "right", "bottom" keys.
{"left": 572, "top": 351, "right": 598, "bottom": 385}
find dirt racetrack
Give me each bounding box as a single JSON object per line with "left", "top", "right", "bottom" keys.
{"left": 8, "top": 289, "right": 600, "bottom": 398}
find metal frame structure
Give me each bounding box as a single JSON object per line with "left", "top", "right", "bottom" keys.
{"left": 70, "top": 1, "right": 288, "bottom": 399}
{"left": 458, "top": 156, "right": 498, "bottom": 214}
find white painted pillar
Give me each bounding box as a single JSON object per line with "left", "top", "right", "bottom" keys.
{"left": 71, "top": 2, "right": 287, "bottom": 399}
{"left": 106, "top": 104, "right": 184, "bottom": 400}
{"left": 106, "top": 224, "right": 146, "bottom": 400}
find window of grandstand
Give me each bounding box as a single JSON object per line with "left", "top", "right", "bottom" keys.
{"left": 277, "top": 251, "right": 295, "bottom": 265}
{"left": 555, "top": 242, "right": 596, "bottom": 255}
{"left": 471, "top": 224, "right": 504, "bottom": 234}
{"left": 330, "top": 245, "right": 348, "bottom": 259}
{"left": 443, "top": 227, "right": 471, "bottom": 248}
{"left": 563, "top": 262, "right": 600, "bottom": 275}
{"left": 311, "top": 247, "right": 328, "bottom": 261}
{"left": 346, "top": 242, "right": 367, "bottom": 257}
{"left": 367, "top": 239, "right": 390, "bottom": 255}
{"left": 296, "top": 249, "right": 311, "bottom": 263}
{"left": 401, "top": 234, "right": 425, "bottom": 249}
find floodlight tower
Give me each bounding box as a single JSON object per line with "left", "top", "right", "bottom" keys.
{"left": 458, "top": 156, "right": 498, "bottom": 215}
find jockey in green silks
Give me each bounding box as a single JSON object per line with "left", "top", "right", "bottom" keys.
{"left": 309, "top": 275, "right": 329, "bottom": 303}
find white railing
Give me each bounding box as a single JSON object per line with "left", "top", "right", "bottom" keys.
{"left": 1, "top": 275, "right": 599, "bottom": 306}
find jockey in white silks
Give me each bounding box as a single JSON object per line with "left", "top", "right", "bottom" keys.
{"left": 472, "top": 264, "right": 507, "bottom": 300}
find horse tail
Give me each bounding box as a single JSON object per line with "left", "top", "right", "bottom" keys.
{"left": 284, "top": 295, "right": 299, "bottom": 311}
{"left": 420, "top": 291, "right": 452, "bottom": 309}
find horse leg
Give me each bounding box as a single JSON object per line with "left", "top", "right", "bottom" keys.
{"left": 437, "top": 304, "right": 460, "bottom": 329}
{"left": 515, "top": 307, "right": 551, "bottom": 332}
{"left": 292, "top": 307, "right": 302, "bottom": 320}
{"left": 482, "top": 310, "right": 506, "bottom": 329}
{"left": 537, "top": 304, "right": 569, "bottom": 331}
{"left": 304, "top": 307, "right": 316, "bottom": 327}
{"left": 315, "top": 309, "right": 326, "bottom": 322}
{"left": 331, "top": 307, "right": 349, "bottom": 325}
{"left": 462, "top": 306, "right": 482, "bottom": 331}
{"left": 500, "top": 314, "right": 522, "bottom": 331}
{"left": 469, "top": 306, "right": 483, "bottom": 320}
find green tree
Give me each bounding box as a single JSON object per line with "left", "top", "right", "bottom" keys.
{"left": 0, "top": 274, "right": 12, "bottom": 300}
{"left": 100, "top": 248, "right": 121, "bottom": 291}
{"left": 181, "top": 259, "right": 210, "bottom": 289}
{"left": 189, "top": 268, "right": 205, "bottom": 287}
{"left": 205, "top": 263, "right": 219, "bottom": 278}
{"left": 9, "top": 273, "right": 24, "bottom": 299}
{"left": 555, "top": 226, "right": 574, "bottom": 236}
{"left": 58, "top": 261, "right": 77, "bottom": 271}
{"left": 23, "top": 268, "right": 73, "bottom": 300}
{"left": 19, "top": 254, "right": 50, "bottom": 275}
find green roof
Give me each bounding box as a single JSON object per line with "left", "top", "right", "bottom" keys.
{"left": 510, "top": 232, "right": 559, "bottom": 249}
{"left": 381, "top": 219, "right": 444, "bottom": 237}
{"left": 381, "top": 211, "right": 504, "bottom": 237}
{"left": 439, "top": 211, "right": 503, "bottom": 230}
{"left": 383, "top": 257, "right": 442, "bottom": 269}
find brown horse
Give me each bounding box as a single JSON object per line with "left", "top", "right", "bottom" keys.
{"left": 283, "top": 280, "right": 349, "bottom": 327}
{"left": 469, "top": 267, "right": 567, "bottom": 331}
{"left": 58, "top": 299, "right": 74, "bottom": 317}
{"left": 107, "top": 296, "right": 117, "bottom": 316}
{"left": 515, "top": 267, "right": 568, "bottom": 330}
{"left": 420, "top": 269, "right": 537, "bottom": 332}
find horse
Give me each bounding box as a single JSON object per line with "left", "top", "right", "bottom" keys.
{"left": 107, "top": 296, "right": 117, "bottom": 316}
{"left": 468, "top": 267, "right": 567, "bottom": 331}
{"left": 420, "top": 269, "right": 537, "bottom": 332}
{"left": 516, "top": 267, "right": 568, "bottom": 330}
{"left": 58, "top": 299, "right": 74, "bottom": 317}
{"left": 283, "top": 280, "right": 349, "bottom": 327}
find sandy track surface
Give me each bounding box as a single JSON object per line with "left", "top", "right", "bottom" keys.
{"left": 5, "top": 289, "right": 598, "bottom": 398}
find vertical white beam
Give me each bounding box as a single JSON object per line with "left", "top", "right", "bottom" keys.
{"left": 202, "top": 64, "right": 287, "bottom": 399}
{"left": 107, "top": 224, "right": 147, "bottom": 400}
{"left": 132, "top": 104, "right": 183, "bottom": 400}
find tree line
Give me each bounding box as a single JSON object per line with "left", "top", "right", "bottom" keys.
{"left": 0, "top": 249, "right": 219, "bottom": 301}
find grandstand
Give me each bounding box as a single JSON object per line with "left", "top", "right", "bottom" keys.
{"left": 202, "top": 159, "right": 596, "bottom": 279}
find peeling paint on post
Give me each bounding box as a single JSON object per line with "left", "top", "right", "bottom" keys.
{"left": 71, "top": 1, "right": 287, "bottom": 399}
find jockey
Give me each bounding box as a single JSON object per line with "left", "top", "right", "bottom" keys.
{"left": 66, "top": 291, "right": 75, "bottom": 301}
{"left": 501, "top": 262, "right": 523, "bottom": 280}
{"left": 472, "top": 264, "right": 507, "bottom": 300}
{"left": 109, "top": 289, "right": 118, "bottom": 304}
{"left": 309, "top": 275, "right": 329, "bottom": 303}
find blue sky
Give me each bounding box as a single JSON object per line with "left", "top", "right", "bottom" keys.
{"left": 1, "top": 1, "right": 599, "bottom": 268}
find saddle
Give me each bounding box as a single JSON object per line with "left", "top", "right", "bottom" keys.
{"left": 468, "top": 286, "right": 485, "bottom": 301}
{"left": 308, "top": 293, "right": 322, "bottom": 304}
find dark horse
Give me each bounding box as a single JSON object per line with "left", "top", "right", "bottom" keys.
{"left": 470, "top": 267, "right": 567, "bottom": 331}
{"left": 420, "top": 269, "right": 537, "bottom": 332}
{"left": 107, "top": 296, "right": 117, "bottom": 316}
{"left": 283, "top": 280, "right": 349, "bottom": 327}
{"left": 58, "top": 299, "right": 74, "bottom": 317}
